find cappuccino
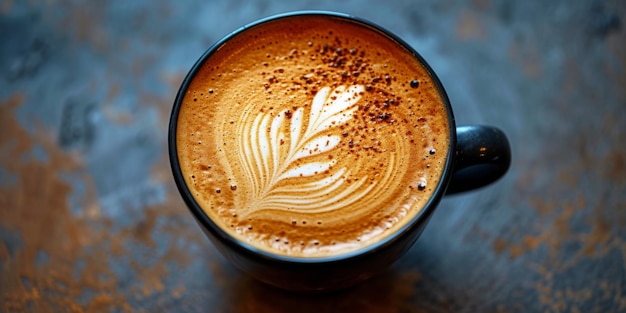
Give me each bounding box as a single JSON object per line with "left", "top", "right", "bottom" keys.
{"left": 176, "top": 15, "right": 449, "bottom": 257}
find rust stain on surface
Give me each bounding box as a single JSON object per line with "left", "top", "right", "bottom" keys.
{"left": 455, "top": 9, "right": 487, "bottom": 41}
{"left": 0, "top": 94, "right": 207, "bottom": 311}
{"left": 508, "top": 38, "right": 543, "bottom": 78}
{"left": 1, "top": 94, "right": 125, "bottom": 311}
{"left": 0, "top": 0, "right": 13, "bottom": 14}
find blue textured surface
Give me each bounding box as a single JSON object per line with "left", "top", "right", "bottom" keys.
{"left": 1, "top": 0, "right": 625, "bottom": 312}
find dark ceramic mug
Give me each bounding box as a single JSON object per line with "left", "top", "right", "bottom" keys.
{"left": 168, "top": 11, "right": 511, "bottom": 292}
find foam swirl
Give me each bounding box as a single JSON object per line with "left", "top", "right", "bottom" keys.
{"left": 236, "top": 85, "right": 377, "bottom": 214}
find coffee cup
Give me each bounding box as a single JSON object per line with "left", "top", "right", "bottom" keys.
{"left": 168, "top": 11, "right": 511, "bottom": 292}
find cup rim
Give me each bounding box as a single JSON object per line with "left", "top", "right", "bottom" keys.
{"left": 168, "top": 10, "right": 457, "bottom": 264}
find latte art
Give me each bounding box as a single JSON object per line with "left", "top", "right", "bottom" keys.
{"left": 238, "top": 85, "right": 376, "bottom": 214}
{"left": 176, "top": 15, "right": 450, "bottom": 257}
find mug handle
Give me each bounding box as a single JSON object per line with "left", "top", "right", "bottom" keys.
{"left": 445, "top": 125, "right": 511, "bottom": 194}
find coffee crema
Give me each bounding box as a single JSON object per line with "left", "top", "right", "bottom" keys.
{"left": 176, "top": 15, "right": 450, "bottom": 257}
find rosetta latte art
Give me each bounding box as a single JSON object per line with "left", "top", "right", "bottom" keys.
{"left": 236, "top": 85, "right": 384, "bottom": 214}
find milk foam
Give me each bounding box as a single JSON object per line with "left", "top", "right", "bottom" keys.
{"left": 176, "top": 15, "right": 450, "bottom": 257}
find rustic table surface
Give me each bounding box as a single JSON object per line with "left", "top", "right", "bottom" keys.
{"left": 1, "top": 1, "right": 625, "bottom": 312}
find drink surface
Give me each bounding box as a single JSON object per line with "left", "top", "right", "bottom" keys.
{"left": 176, "top": 15, "right": 450, "bottom": 257}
